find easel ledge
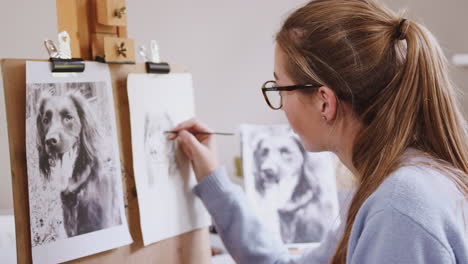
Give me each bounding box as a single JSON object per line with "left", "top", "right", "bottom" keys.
{"left": 0, "top": 59, "right": 211, "bottom": 264}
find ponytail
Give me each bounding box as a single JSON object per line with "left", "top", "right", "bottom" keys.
{"left": 276, "top": 1, "right": 468, "bottom": 263}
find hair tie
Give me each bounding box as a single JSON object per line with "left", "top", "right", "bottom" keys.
{"left": 395, "top": 19, "right": 408, "bottom": 40}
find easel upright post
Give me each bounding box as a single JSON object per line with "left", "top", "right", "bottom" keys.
{"left": 56, "top": 0, "right": 135, "bottom": 63}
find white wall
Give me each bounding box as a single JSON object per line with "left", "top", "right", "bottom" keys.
{"left": 0, "top": 0, "right": 467, "bottom": 205}
{"left": 0, "top": 63, "right": 14, "bottom": 211}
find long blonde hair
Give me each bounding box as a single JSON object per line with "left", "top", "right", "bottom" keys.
{"left": 276, "top": 0, "right": 468, "bottom": 263}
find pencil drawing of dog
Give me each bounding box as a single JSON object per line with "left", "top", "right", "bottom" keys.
{"left": 253, "top": 135, "right": 328, "bottom": 243}
{"left": 36, "top": 90, "right": 121, "bottom": 238}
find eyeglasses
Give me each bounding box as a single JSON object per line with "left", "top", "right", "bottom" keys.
{"left": 261, "top": 80, "right": 322, "bottom": 110}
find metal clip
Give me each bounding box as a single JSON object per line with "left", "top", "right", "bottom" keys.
{"left": 141, "top": 40, "right": 170, "bottom": 74}
{"left": 44, "top": 39, "right": 60, "bottom": 58}
{"left": 44, "top": 31, "right": 85, "bottom": 73}
{"left": 138, "top": 45, "right": 150, "bottom": 62}
{"left": 149, "top": 40, "right": 161, "bottom": 63}
{"left": 57, "top": 31, "right": 72, "bottom": 59}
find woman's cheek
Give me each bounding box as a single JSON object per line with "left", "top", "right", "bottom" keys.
{"left": 283, "top": 94, "right": 305, "bottom": 136}
{"left": 283, "top": 93, "right": 323, "bottom": 152}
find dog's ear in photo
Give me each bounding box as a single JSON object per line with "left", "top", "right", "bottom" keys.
{"left": 68, "top": 92, "right": 101, "bottom": 180}
{"left": 36, "top": 94, "right": 51, "bottom": 179}
{"left": 291, "top": 137, "right": 322, "bottom": 203}
{"left": 253, "top": 138, "right": 267, "bottom": 196}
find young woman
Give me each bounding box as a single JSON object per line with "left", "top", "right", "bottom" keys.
{"left": 169, "top": 0, "right": 468, "bottom": 263}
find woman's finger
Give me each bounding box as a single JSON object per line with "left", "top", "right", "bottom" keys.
{"left": 173, "top": 118, "right": 213, "bottom": 133}
{"left": 166, "top": 133, "right": 177, "bottom": 140}
{"left": 178, "top": 130, "right": 205, "bottom": 155}
{"left": 180, "top": 141, "right": 193, "bottom": 160}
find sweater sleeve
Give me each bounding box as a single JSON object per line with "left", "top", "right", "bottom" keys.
{"left": 348, "top": 207, "right": 454, "bottom": 264}
{"left": 193, "top": 167, "right": 340, "bottom": 264}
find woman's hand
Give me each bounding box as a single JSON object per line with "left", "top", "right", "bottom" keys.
{"left": 168, "top": 118, "right": 219, "bottom": 182}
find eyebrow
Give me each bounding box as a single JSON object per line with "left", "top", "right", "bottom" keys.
{"left": 60, "top": 109, "right": 70, "bottom": 116}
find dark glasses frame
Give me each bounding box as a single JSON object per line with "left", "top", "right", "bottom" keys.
{"left": 261, "top": 80, "right": 322, "bottom": 110}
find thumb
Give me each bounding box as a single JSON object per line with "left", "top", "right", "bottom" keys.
{"left": 178, "top": 130, "right": 204, "bottom": 155}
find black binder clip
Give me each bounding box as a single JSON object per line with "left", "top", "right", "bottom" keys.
{"left": 49, "top": 58, "right": 85, "bottom": 73}
{"left": 140, "top": 40, "right": 170, "bottom": 74}
{"left": 145, "top": 61, "right": 170, "bottom": 74}
{"left": 44, "top": 33, "right": 85, "bottom": 73}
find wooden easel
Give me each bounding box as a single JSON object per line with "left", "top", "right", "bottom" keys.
{"left": 0, "top": 59, "right": 211, "bottom": 263}
{"left": 56, "top": 0, "right": 135, "bottom": 63}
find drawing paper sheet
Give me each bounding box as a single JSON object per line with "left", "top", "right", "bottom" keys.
{"left": 0, "top": 214, "right": 16, "bottom": 264}
{"left": 26, "top": 61, "right": 132, "bottom": 264}
{"left": 127, "top": 73, "right": 211, "bottom": 246}
{"left": 240, "top": 124, "right": 340, "bottom": 248}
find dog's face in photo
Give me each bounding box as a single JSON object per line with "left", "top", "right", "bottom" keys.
{"left": 36, "top": 91, "right": 99, "bottom": 180}
{"left": 38, "top": 96, "right": 81, "bottom": 159}
{"left": 253, "top": 135, "right": 305, "bottom": 195}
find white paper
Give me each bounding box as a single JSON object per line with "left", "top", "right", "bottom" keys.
{"left": 0, "top": 214, "right": 16, "bottom": 264}
{"left": 127, "top": 73, "right": 211, "bottom": 246}
{"left": 240, "top": 124, "right": 340, "bottom": 248}
{"left": 26, "top": 61, "right": 132, "bottom": 264}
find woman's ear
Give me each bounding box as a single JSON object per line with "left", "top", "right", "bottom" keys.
{"left": 317, "top": 86, "right": 337, "bottom": 122}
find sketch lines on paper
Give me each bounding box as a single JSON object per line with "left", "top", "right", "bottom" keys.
{"left": 26, "top": 82, "right": 122, "bottom": 246}
{"left": 127, "top": 73, "right": 212, "bottom": 246}
{"left": 143, "top": 111, "right": 180, "bottom": 186}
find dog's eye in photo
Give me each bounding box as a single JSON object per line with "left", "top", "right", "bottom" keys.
{"left": 280, "top": 147, "right": 291, "bottom": 155}
{"left": 280, "top": 146, "right": 294, "bottom": 161}
{"left": 260, "top": 148, "right": 269, "bottom": 157}
{"left": 42, "top": 117, "right": 49, "bottom": 125}
{"left": 64, "top": 114, "right": 73, "bottom": 122}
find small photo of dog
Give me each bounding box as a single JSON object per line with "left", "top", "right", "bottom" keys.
{"left": 26, "top": 82, "right": 122, "bottom": 246}
{"left": 242, "top": 124, "right": 340, "bottom": 245}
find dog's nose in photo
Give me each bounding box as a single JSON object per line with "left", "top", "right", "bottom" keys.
{"left": 263, "top": 169, "right": 279, "bottom": 183}
{"left": 46, "top": 136, "right": 59, "bottom": 147}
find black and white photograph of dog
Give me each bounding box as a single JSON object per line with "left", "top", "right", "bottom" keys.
{"left": 26, "top": 82, "right": 122, "bottom": 246}
{"left": 241, "top": 124, "right": 340, "bottom": 245}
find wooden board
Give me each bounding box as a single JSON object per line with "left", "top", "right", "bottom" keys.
{"left": 96, "top": 0, "right": 127, "bottom": 26}
{"left": 103, "top": 37, "right": 135, "bottom": 63}
{"left": 0, "top": 59, "right": 212, "bottom": 264}
{"left": 56, "top": 0, "right": 82, "bottom": 58}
